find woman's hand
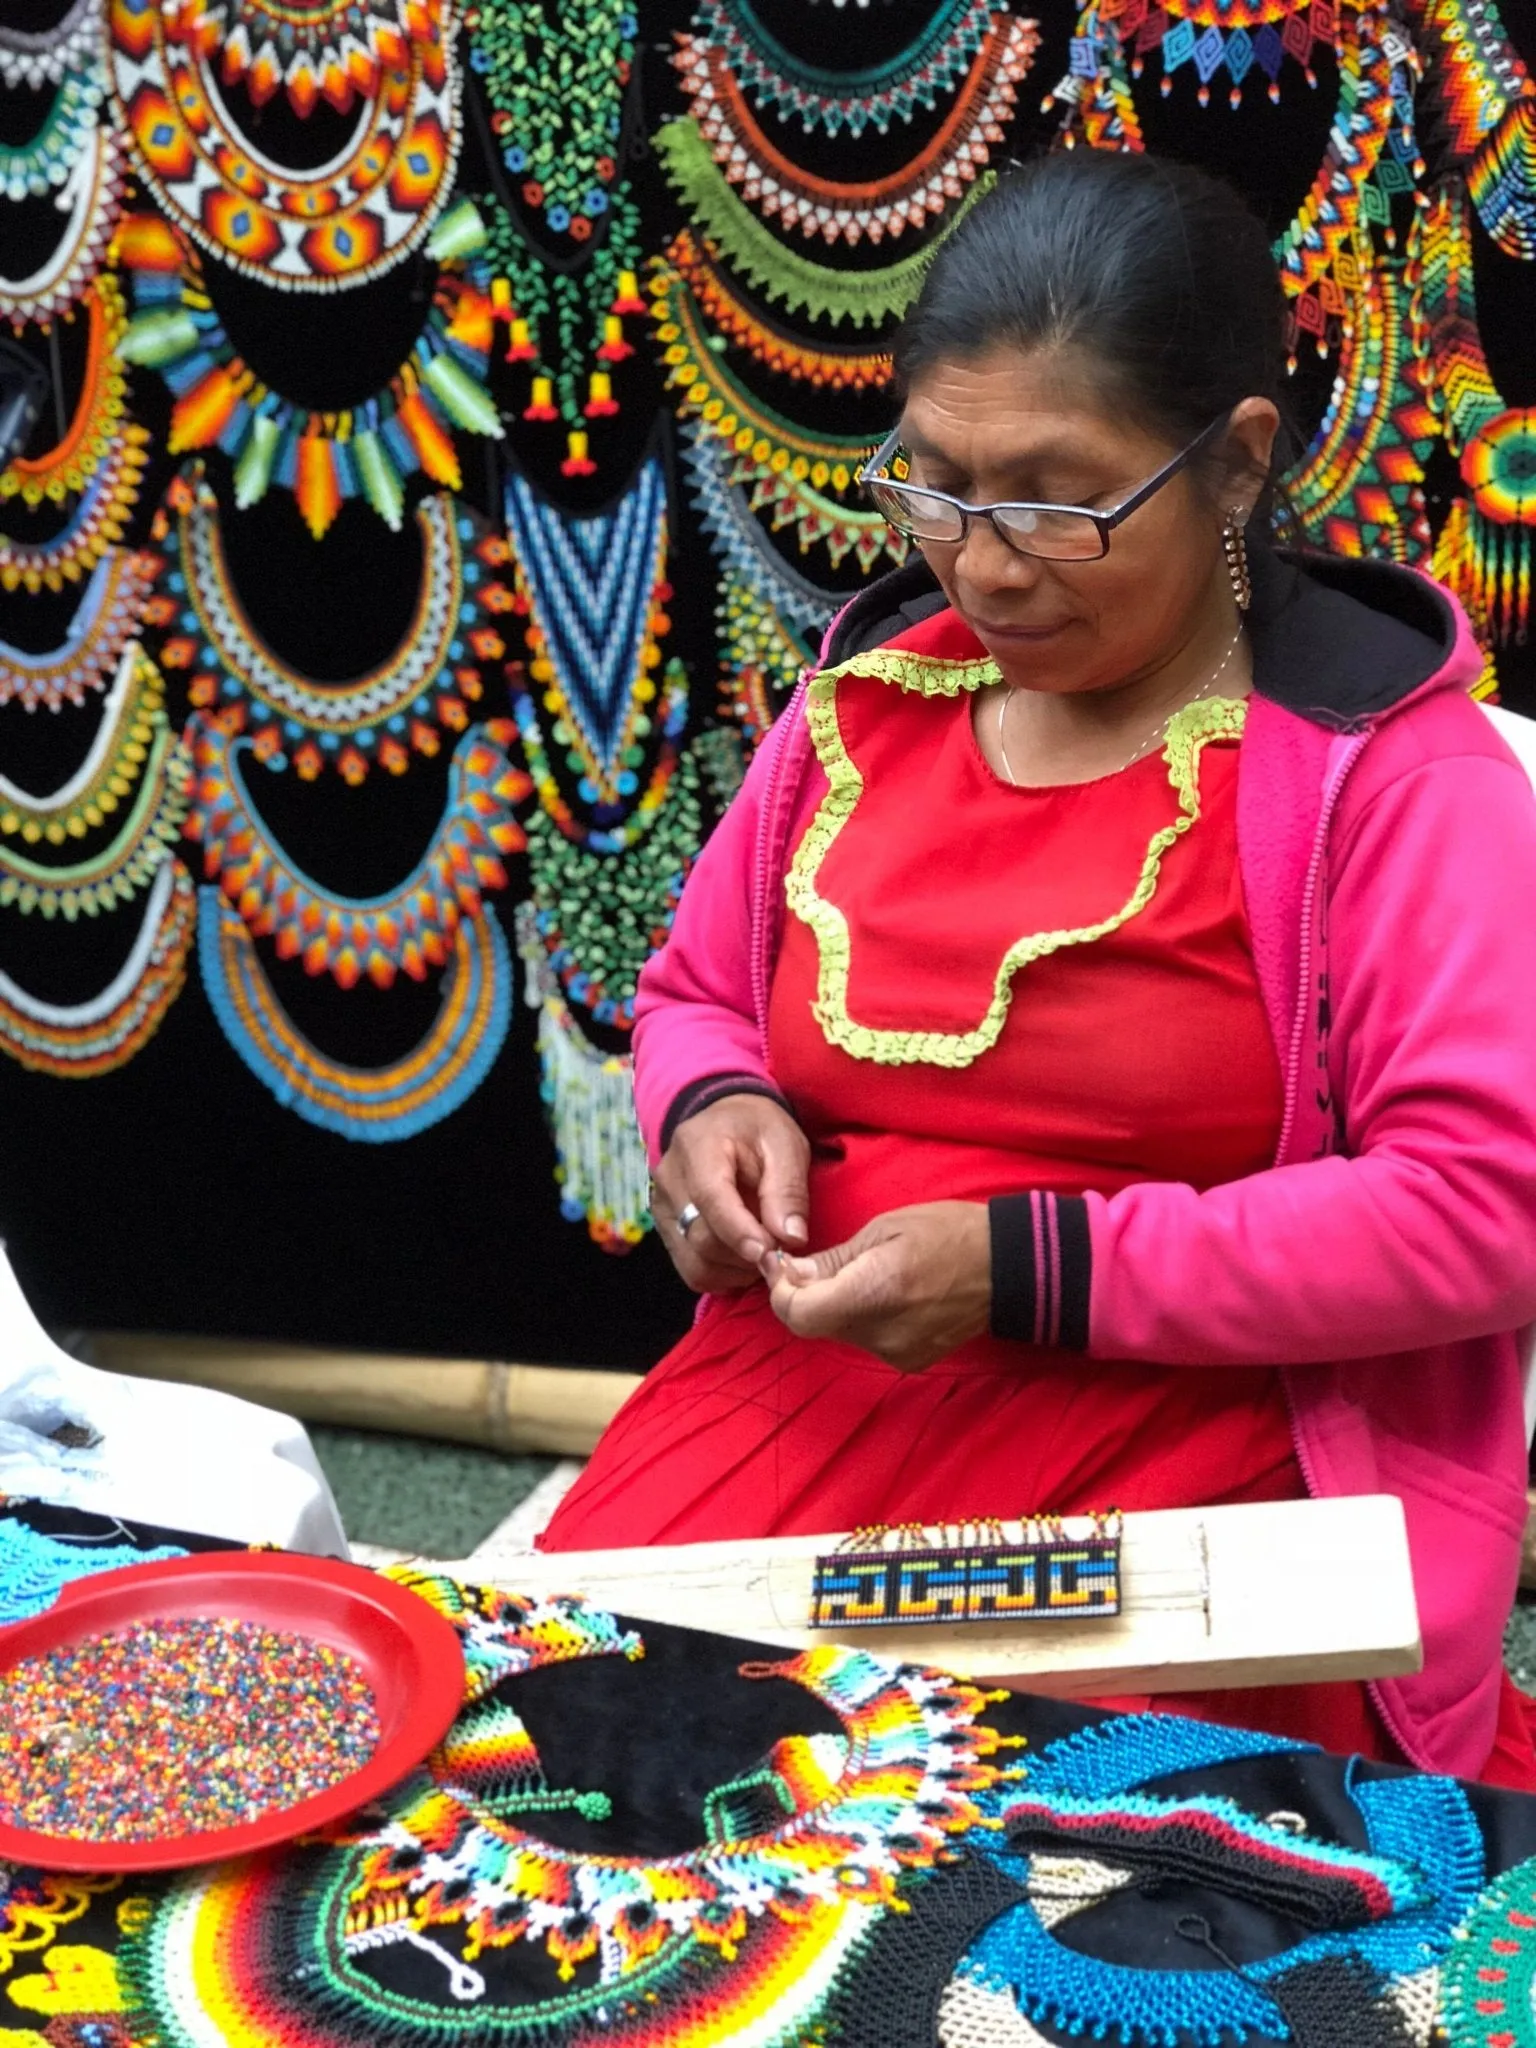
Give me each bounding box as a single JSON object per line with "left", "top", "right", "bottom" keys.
{"left": 651, "top": 1095, "right": 812, "bottom": 1294}
{"left": 765, "top": 1202, "right": 991, "bottom": 1370}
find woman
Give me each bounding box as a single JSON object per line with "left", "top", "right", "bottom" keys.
{"left": 542, "top": 151, "right": 1536, "bottom": 1787}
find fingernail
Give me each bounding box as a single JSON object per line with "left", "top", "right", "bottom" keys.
{"left": 783, "top": 1214, "right": 808, "bottom": 1244}
{"left": 742, "top": 1237, "right": 765, "bottom": 1263}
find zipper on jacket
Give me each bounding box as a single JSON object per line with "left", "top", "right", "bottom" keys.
{"left": 750, "top": 677, "right": 809, "bottom": 1064}
{"left": 1269, "top": 723, "right": 1431, "bottom": 1769}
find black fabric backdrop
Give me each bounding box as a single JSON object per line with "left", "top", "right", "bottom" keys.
{"left": 0, "top": 0, "right": 1531, "bottom": 1371}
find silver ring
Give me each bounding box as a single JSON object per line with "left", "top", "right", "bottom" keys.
{"left": 676, "top": 1202, "right": 702, "bottom": 1239}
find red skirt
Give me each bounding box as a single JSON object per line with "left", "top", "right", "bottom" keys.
{"left": 542, "top": 1289, "right": 1536, "bottom": 1788}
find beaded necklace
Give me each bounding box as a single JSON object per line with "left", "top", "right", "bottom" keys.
{"left": 120, "top": 207, "right": 502, "bottom": 540}
{"left": 0, "top": 641, "right": 168, "bottom": 845}
{"left": 522, "top": 741, "right": 704, "bottom": 1032}
{"left": 0, "top": 124, "right": 125, "bottom": 332}
{"left": 674, "top": 15, "right": 1038, "bottom": 244}
{"left": 0, "top": 547, "right": 157, "bottom": 711}
{"left": 199, "top": 887, "right": 512, "bottom": 1138}
{"left": 686, "top": 0, "right": 1002, "bottom": 137}
{"left": 1, "top": 277, "right": 138, "bottom": 512}
{"left": 1416, "top": 0, "right": 1536, "bottom": 259}
{"left": 1408, "top": 176, "right": 1536, "bottom": 644}
{"left": 508, "top": 657, "right": 691, "bottom": 852}
{"left": 159, "top": 0, "right": 450, "bottom": 115}
{"left": 0, "top": 855, "right": 195, "bottom": 1078}
{"left": 155, "top": 472, "right": 511, "bottom": 781}
{"left": 653, "top": 267, "right": 907, "bottom": 573}
{"left": 1283, "top": 242, "right": 1438, "bottom": 568}
{"left": 185, "top": 715, "right": 527, "bottom": 986}
{"left": 0, "top": 713, "right": 191, "bottom": 921}
{"left": 1442, "top": 1855, "right": 1536, "bottom": 2048}
{"left": 503, "top": 453, "right": 674, "bottom": 809}
{"left": 666, "top": 229, "right": 891, "bottom": 388}
{"left": 109, "top": 0, "right": 461, "bottom": 292}
{"left": 0, "top": 436, "right": 151, "bottom": 595}
{"left": 0, "top": 61, "right": 108, "bottom": 200}
{"left": 0, "top": 0, "right": 102, "bottom": 90}
{"left": 655, "top": 118, "right": 995, "bottom": 330}
{"left": 1051, "top": 3, "right": 1419, "bottom": 361}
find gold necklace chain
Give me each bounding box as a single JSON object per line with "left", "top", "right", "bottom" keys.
{"left": 995, "top": 618, "right": 1247, "bottom": 787}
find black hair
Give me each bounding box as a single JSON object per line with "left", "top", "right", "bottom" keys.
{"left": 893, "top": 150, "right": 1293, "bottom": 510}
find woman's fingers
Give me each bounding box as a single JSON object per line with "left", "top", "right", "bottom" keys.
{"left": 769, "top": 1238, "right": 891, "bottom": 1339}
{"left": 690, "top": 1145, "right": 777, "bottom": 1263}
{"left": 754, "top": 1121, "right": 811, "bottom": 1249}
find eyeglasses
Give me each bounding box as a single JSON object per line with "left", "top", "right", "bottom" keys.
{"left": 856, "top": 413, "right": 1231, "bottom": 562}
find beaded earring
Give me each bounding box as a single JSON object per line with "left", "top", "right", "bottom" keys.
{"left": 1224, "top": 511, "right": 1253, "bottom": 612}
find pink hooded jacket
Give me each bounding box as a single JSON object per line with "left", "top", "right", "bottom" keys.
{"left": 633, "top": 546, "right": 1536, "bottom": 1779}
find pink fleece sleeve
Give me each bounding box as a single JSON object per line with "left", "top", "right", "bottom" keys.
{"left": 1086, "top": 749, "right": 1536, "bottom": 1365}
{"left": 630, "top": 721, "right": 784, "bottom": 1168}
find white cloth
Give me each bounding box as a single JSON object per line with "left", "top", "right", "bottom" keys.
{"left": 0, "top": 1244, "right": 348, "bottom": 1556}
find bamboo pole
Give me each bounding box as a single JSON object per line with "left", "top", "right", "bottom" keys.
{"left": 84, "top": 1332, "right": 639, "bottom": 1458}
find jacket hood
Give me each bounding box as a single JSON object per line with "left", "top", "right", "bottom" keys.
{"left": 823, "top": 542, "right": 1473, "bottom": 728}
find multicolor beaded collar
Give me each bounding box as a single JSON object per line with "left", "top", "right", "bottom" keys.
{"left": 154, "top": 474, "right": 511, "bottom": 781}
{"left": 655, "top": 116, "right": 993, "bottom": 330}
{"left": 0, "top": 640, "right": 168, "bottom": 846}
{"left": 0, "top": 546, "right": 157, "bottom": 711}
{"left": 665, "top": 228, "right": 892, "bottom": 389}
{"left": 0, "top": 856, "right": 195, "bottom": 1077}
{"left": 121, "top": 206, "right": 501, "bottom": 538}
{"left": 786, "top": 654, "right": 1248, "bottom": 1069}
{"left": 0, "top": 59, "right": 107, "bottom": 200}
{"left": 674, "top": 14, "right": 1038, "bottom": 245}
{"left": 158, "top": 0, "right": 449, "bottom": 115}
{"left": 681, "top": 0, "right": 1004, "bottom": 137}
{"left": 0, "top": 123, "right": 125, "bottom": 331}
{"left": 1399, "top": 0, "right": 1534, "bottom": 260}
{"left": 185, "top": 714, "right": 527, "bottom": 988}
{"left": 0, "top": 0, "right": 102, "bottom": 89}
{"left": 1, "top": 278, "right": 137, "bottom": 512}
{"left": 198, "top": 887, "right": 512, "bottom": 1139}
{"left": 109, "top": 0, "right": 461, "bottom": 290}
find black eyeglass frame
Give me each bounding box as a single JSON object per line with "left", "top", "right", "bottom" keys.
{"left": 856, "top": 411, "right": 1234, "bottom": 560}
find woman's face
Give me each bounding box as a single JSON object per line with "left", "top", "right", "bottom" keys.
{"left": 897, "top": 345, "right": 1278, "bottom": 694}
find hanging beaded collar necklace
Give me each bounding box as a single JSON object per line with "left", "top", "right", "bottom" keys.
{"left": 153, "top": 472, "right": 512, "bottom": 782}
{"left": 120, "top": 206, "right": 502, "bottom": 539}
{"left": 109, "top": 0, "right": 462, "bottom": 291}
{"left": 158, "top": 0, "right": 450, "bottom": 115}
{"left": 0, "top": 124, "right": 125, "bottom": 331}
{"left": 0, "top": 0, "right": 102, "bottom": 89}
{"left": 0, "top": 60, "right": 108, "bottom": 201}
{"left": 0, "top": 547, "right": 157, "bottom": 711}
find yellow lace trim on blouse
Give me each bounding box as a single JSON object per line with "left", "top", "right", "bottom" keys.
{"left": 785, "top": 662, "right": 1250, "bottom": 1069}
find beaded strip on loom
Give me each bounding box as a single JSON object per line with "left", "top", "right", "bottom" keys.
{"left": 198, "top": 887, "right": 511, "bottom": 1139}
{"left": 651, "top": 263, "right": 905, "bottom": 574}
{"left": 0, "top": 63, "right": 107, "bottom": 203}
{"left": 666, "top": 228, "right": 892, "bottom": 389}
{"left": 0, "top": 1512, "right": 187, "bottom": 1625}
{"left": 654, "top": 116, "right": 995, "bottom": 330}
{"left": 155, "top": 473, "right": 511, "bottom": 780}
{"left": 673, "top": 13, "right": 1038, "bottom": 244}
{"left": 108, "top": 0, "right": 461, "bottom": 292}
{"left": 1, "top": 277, "right": 142, "bottom": 512}
{"left": 120, "top": 1581, "right": 1015, "bottom": 2045}
{"left": 1416, "top": 0, "right": 1536, "bottom": 260}
{"left": 0, "top": 856, "right": 195, "bottom": 1077}
{"left": 503, "top": 453, "right": 674, "bottom": 808}
{"left": 684, "top": 0, "right": 1002, "bottom": 138}
{"left": 516, "top": 906, "right": 652, "bottom": 1247}
{"left": 810, "top": 1515, "right": 1122, "bottom": 1629}
{"left": 0, "top": 713, "right": 190, "bottom": 921}
{"left": 522, "top": 742, "right": 702, "bottom": 1031}
{"left": 0, "top": 640, "right": 167, "bottom": 845}
{"left": 120, "top": 207, "right": 502, "bottom": 540}
{"left": 159, "top": 0, "right": 449, "bottom": 115}
{"left": 0, "top": 0, "right": 101, "bottom": 91}
{"left": 186, "top": 715, "right": 528, "bottom": 988}
{"left": 0, "top": 123, "right": 125, "bottom": 332}
{"left": 789, "top": 659, "right": 1248, "bottom": 1070}
{"left": 1283, "top": 241, "right": 1440, "bottom": 570}
{"left": 1441, "top": 1853, "right": 1536, "bottom": 2047}
{"left": 0, "top": 546, "right": 156, "bottom": 712}
{"left": 1052, "top": 2, "right": 1420, "bottom": 362}
{"left": 1408, "top": 177, "right": 1535, "bottom": 644}
{"left": 955, "top": 1712, "right": 1481, "bottom": 2048}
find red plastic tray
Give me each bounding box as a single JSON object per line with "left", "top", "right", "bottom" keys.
{"left": 0, "top": 1549, "right": 466, "bottom": 1872}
